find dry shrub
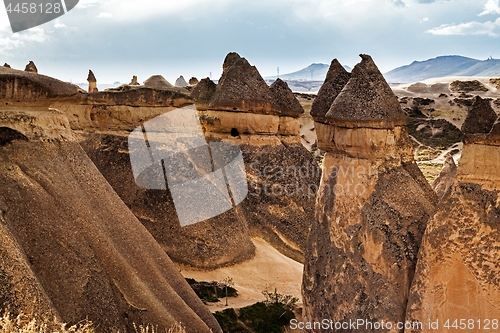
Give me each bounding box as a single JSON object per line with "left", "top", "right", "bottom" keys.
{"left": 0, "top": 312, "right": 93, "bottom": 333}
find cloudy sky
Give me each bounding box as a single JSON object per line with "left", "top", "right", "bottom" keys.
{"left": 0, "top": 0, "right": 499, "bottom": 84}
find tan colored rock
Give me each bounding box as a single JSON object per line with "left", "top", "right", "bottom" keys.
{"left": 431, "top": 154, "right": 457, "bottom": 199}
{"left": 0, "top": 66, "right": 80, "bottom": 109}
{"left": 209, "top": 52, "right": 281, "bottom": 115}
{"left": 199, "top": 110, "right": 279, "bottom": 135}
{"left": 87, "top": 70, "right": 97, "bottom": 93}
{"left": 189, "top": 77, "right": 199, "bottom": 85}
{"left": 269, "top": 78, "right": 304, "bottom": 118}
{"left": 405, "top": 113, "right": 500, "bottom": 332}
{"left": 52, "top": 88, "right": 193, "bottom": 131}
{"left": 129, "top": 75, "right": 139, "bottom": 85}
{"left": 302, "top": 54, "right": 438, "bottom": 332}
{"left": 24, "top": 61, "right": 37, "bottom": 73}
{"left": 0, "top": 110, "right": 222, "bottom": 333}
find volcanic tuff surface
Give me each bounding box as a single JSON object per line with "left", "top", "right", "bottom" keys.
{"left": 404, "top": 96, "right": 500, "bottom": 332}
{"left": 302, "top": 55, "right": 439, "bottom": 333}
{"left": 269, "top": 78, "right": 304, "bottom": 117}
{"left": 0, "top": 68, "right": 222, "bottom": 333}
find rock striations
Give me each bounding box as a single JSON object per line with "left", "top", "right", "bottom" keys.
{"left": 404, "top": 98, "right": 500, "bottom": 332}
{"left": 0, "top": 70, "right": 222, "bottom": 333}
{"left": 303, "top": 54, "right": 439, "bottom": 332}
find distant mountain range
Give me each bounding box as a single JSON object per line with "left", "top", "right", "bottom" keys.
{"left": 266, "top": 63, "right": 351, "bottom": 81}
{"left": 272, "top": 56, "right": 500, "bottom": 88}
{"left": 384, "top": 55, "right": 500, "bottom": 83}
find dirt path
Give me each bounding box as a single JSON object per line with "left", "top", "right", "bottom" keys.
{"left": 178, "top": 237, "right": 304, "bottom": 312}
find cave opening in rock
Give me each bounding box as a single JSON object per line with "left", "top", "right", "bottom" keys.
{"left": 230, "top": 128, "right": 239, "bottom": 137}
{"left": 0, "top": 127, "right": 28, "bottom": 146}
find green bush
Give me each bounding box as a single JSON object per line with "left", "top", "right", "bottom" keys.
{"left": 238, "top": 302, "right": 295, "bottom": 333}
{"left": 213, "top": 309, "right": 249, "bottom": 333}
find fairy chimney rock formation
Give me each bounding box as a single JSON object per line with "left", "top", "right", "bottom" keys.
{"left": 24, "top": 61, "right": 37, "bottom": 73}
{"left": 310, "top": 58, "right": 351, "bottom": 150}
{"left": 175, "top": 75, "right": 188, "bottom": 87}
{"left": 302, "top": 54, "right": 438, "bottom": 332}
{"left": 194, "top": 52, "right": 304, "bottom": 137}
{"left": 129, "top": 75, "right": 139, "bottom": 85}
{"left": 87, "top": 70, "right": 97, "bottom": 93}
{"left": 405, "top": 96, "right": 500, "bottom": 332}
{"left": 208, "top": 52, "right": 281, "bottom": 115}
{"left": 431, "top": 154, "right": 457, "bottom": 199}
{"left": 189, "top": 77, "right": 199, "bottom": 85}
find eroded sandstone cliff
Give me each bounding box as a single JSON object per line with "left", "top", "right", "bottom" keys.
{"left": 302, "top": 55, "right": 439, "bottom": 333}
{"left": 0, "top": 73, "right": 222, "bottom": 332}
{"left": 404, "top": 97, "right": 500, "bottom": 333}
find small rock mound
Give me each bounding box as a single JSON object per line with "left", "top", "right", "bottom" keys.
{"left": 175, "top": 75, "right": 188, "bottom": 87}
{"left": 461, "top": 96, "right": 497, "bottom": 134}
{"left": 190, "top": 77, "right": 217, "bottom": 107}
{"left": 3, "top": 63, "right": 10, "bottom": 68}
{"left": 431, "top": 154, "right": 457, "bottom": 199}
{"left": 310, "top": 59, "right": 350, "bottom": 122}
{"left": 24, "top": 61, "right": 37, "bottom": 73}
{"left": 450, "top": 79, "right": 488, "bottom": 92}
{"left": 325, "top": 54, "right": 406, "bottom": 127}
{"left": 268, "top": 78, "right": 304, "bottom": 117}
{"left": 189, "top": 77, "right": 199, "bottom": 85}
{"left": 143, "top": 75, "right": 174, "bottom": 89}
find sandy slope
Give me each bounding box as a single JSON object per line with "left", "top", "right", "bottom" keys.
{"left": 178, "top": 237, "right": 304, "bottom": 312}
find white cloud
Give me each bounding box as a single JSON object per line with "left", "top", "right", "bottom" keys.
{"left": 0, "top": 28, "right": 49, "bottom": 55}
{"left": 97, "top": 12, "right": 113, "bottom": 19}
{"left": 479, "top": 0, "right": 500, "bottom": 16}
{"left": 420, "top": 17, "right": 430, "bottom": 23}
{"left": 54, "top": 23, "right": 67, "bottom": 28}
{"left": 426, "top": 17, "right": 500, "bottom": 36}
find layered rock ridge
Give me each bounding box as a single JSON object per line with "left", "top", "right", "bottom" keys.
{"left": 0, "top": 72, "right": 222, "bottom": 332}
{"left": 302, "top": 54, "right": 439, "bottom": 332}
{"left": 404, "top": 97, "right": 500, "bottom": 332}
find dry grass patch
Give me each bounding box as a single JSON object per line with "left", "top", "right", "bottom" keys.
{"left": 418, "top": 163, "right": 443, "bottom": 185}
